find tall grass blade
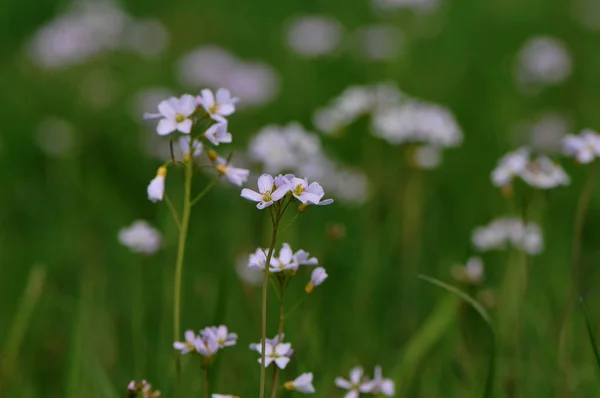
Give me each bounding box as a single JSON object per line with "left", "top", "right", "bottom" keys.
{"left": 579, "top": 296, "right": 600, "bottom": 371}
{"left": 419, "top": 274, "right": 496, "bottom": 398}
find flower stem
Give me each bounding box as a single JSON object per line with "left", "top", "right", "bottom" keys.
{"left": 173, "top": 158, "right": 193, "bottom": 394}
{"left": 191, "top": 176, "right": 219, "bottom": 207}
{"left": 260, "top": 206, "right": 281, "bottom": 398}
{"left": 269, "top": 277, "right": 286, "bottom": 398}
{"left": 203, "top": 365, "right": 210, "bottom": 398}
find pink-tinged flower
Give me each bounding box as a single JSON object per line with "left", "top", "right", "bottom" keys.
{"left": 305, "top": 267, "right": 328, "bottom": 293}
{"left": 201, "top": 325, "right": 238, "bottom": 348}
{"left": 362, "top": 366, "right": 395, "bottom": 396}
{"left": 335, "top": 367, "right": 371, "bottom": 398}
{"left": 289, "top": 177, "right": 326, "bottom": 204}
{"left": 205, "top": 122, "right": 233, "bottom": 146}
{"left": 248, "top": 247, "right": 276, "bottom": 270}
{"left": 197, "top": 88, "right": 239, "bottom": 123}
{"left": 147, "top": 166, "right": 167, "bottom": 202}
{"left": 144, "top": 94, "right": 197, "bottom": 135}
{"left": 241, "top": 174, "right": 290, "bottom": 209}
{"left": 216, "top": 157, "right": 249, "bottom": 186}
{"left": 173, "top": 330, "right": 198, "bottom": 355}
{"left": 274, "top": 173, "right": 295, "bottom": 188}
{"left": 284, "top": 373, "right": 315, "bottom": 394}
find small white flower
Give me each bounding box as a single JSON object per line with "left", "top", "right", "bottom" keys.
{"left": 289, "top": 177, "right": 325, "bottom": 204}
{"left": 451, "top": 257, "right": 484, "bottom": 285}
{"left": 335, "top": 367, "right": 371, "bottom": 398}
{"left": 195, "top": 332, "right": 220, "bottom": 357}
{"left": 147, "top": 166, "right": 167, "bottom": 202}
{"left": 274, "top": 173, "right": 296, "bottom": 188}
{"left": 144, "top": 94, "right": 197, "bottom": 135}
{"left": 201, "top": 325, "right": 238, "bottom": 348}
{"left": 363, "top": 366, "right": 394, "bottom": 396}
{"left": 284, "top": 373, "right": 315, "bottom": 394}
{"left": 118, "top": 220, "right": 162, "bottom": 255}
{"left": 205, "top": 122, "right": 233, "bottom": 146}
{"left": 241, "top": 174, "right": 290, "bottom": 209}
{"left": 198, "top": 88, "right": 239, "bottom": 123}
{"left": 491, "top": 147, "right": 529, "bottom": 188}
{"left": 294, "top": 249, "right": 319, "bottom": 266}
{"left": 305, "top": 267, "right": 328, "bottom": 293}
{"left": 179, "top": 136, "right": 203, "bottom": 159}
{"left": 173, "top": 330, "right": 198, "bottom": 355}
{"left": 520, "top": 156, "right": 570, "bottom": 189}
{"left": 216, "top": 157, "right": 250, "bottom": 186}
{"left": 563, "top": 129, "right": 600, "bottom": 164}
{"left": 258, "top": 342, "right": 292, "bottom": 369}
{"left": 248, "top": 248, "right": 275, "bottom": 270}
{"left": 271, "top": 243, "right": 299, "bottom": 272}
{"left": 472, "top": 218, "right": 544, "bottom": 255}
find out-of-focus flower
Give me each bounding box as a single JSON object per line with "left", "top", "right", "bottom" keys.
{"left": 36, "top": 117, "right": 76, "bottom": 157}
{"left": 195, "top": 332, "right": 220, "bottom": 358}
{"left": 123, "top": 19, "right": 170, "bottom": 59}
{"left": 201, "top": 325, "right": 238, "bottom": 348}
{"left": 520, "top": 156, "right": 570, "bottom": 189}
{"left": 563, "top": 129, "right": 600, "bottom": 163}
{"left": 173, "top": 330, "right": 199, "bottom": 355}
{"left": 241, "top": 174, "right": 290, "bottom": 209}
{"left": 236, "top": 252, "right": 264, "bottom": 286}
{"left": 198, "top": 89, "right": 239, "bottom": 123}
{"left": 515, "top": 36, "right": 572, "bottom": 89}
{"left": 147, "top": 166, "right": 167, "bottom": 202}
{"left": 472, "top": 217, "right": 543, "bottom": 255}
{"left": 285, "top": 15, "right": 343, "bottom": 57}
{"left": 179, "top": 136, "right": 203, "bottom": 159}
{"left": 118, "top": 220, "right": 162, "bottom": 255}
{"left": 363, "top": 366, "right": 395, "bottom": 396}
{"left": 413, "top": 145, "right": 442, "bottom": 169}
{"left": 451, "top": 257, "right": 484, "bottom": 285}
{"left": 128, "top": 379, "right": 161, "bottom": 398}
{"left": 205, "top": 122, "right": 233, "bottom": 146}
{"left": 144, "top": 95, "right": 197, "bottom": 135}
{"left": 354, "top": 25, "right": 404, "bottom": 61}
{"left": 371, "top": 0, "right": 440, "bottom": 13}
{"left": 512, "top": 112, "right": 571, "bottom": 154}
{"left": 305, "top": 267, "right": 328, "bottom": 293}
{"left": 335, "top": 367, "right": 371, "bottom": 398}
{"left": 284, "top": 373, "right": 316, "bottom": 394}
{"left": 216, "top": 158, "right": 249, "bottom": 186}
{"left": 491, "top": 147, "right": 530, "bottom": 188}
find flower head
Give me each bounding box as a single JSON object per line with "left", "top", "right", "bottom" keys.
{"left": 118, "top": 220, "right": 162, "bottom": 255}
{"left": 250, "top": 336, "right": 293, "bottom": 369}
{"left": 491, "top": 147, "right": 529, "bottom": 188}
{"left": 216, "top": 157, "right": 250, "bottom": 186}
{"left": 248, "top": 248, "right": 276, "bottom": 270}
{"left": 201, "top": 325, "right": 238, "bottom": 348}
{"left": 563, "top": 129, "right": 600, "bottom": 163}
{"left": 270, "top": 243, "right": 298, "bottom": 273}
{"left": 173, "top": 330, "right": 199, "bottom": 355}
{"left": 147, "top": 166, "right": 167, "bottom": 202}
{"left": 451, "top": 257, "right": 484, "bottom": 285}
{"left": 144, "top": 94, "right": 197, "bottom": 136}
{"left": 195, "top": 331, "right": 220, "bottom": 357}
{"left": 363, "top": 366, "right": 395, "bottom": 396}
{"left": 284, "top": 373, "right": 315, "bottom": 394}
{"left": 179, "top": 136, "right": 203, "bottom": 160}
{"left": 289, "top": 177, "right": 326, "bottom": 204}
{"left": 205, "top": 122, "right": 233, "bottom": 146}
{"left": 520, "top": 156, "right": 570, "bottom": 189}
{"left": 241, "top": 174, "right": 290, "bottom": 209}
{"left": 127, "top": 380, "right": 161, "bottom": 398}
{"left": 305, "top": 267, "right": 328, "bottom": 293}
{"left": 198, "top": 88, "right": 239, "bottom": 123}
{"left": 335, "top": 367, "right": 371, "bottom": 398}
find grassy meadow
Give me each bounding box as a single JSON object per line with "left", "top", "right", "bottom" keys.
{"left": 2, "top": 0, "right": 600, "bottom": 397}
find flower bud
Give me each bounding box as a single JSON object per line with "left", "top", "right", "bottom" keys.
{"left": 298, "top": 203, "right": 309, "bottom": 213}
{"left": 207, "top": 149, "right": 218, "bottom": 161}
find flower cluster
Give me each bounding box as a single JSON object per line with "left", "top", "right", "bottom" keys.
{"left": 563, "top": 129, "right": 600, "bottom": 164}
{"left": 144, "top": 88, "right": 250, "bottom": 202}
{"left": 173, "top": 325, "right": 238, "bottom": 358}
{"left": 242, "top": 173, "right": 333, "bottom": 209}
{"left": 451, "top": 257, "right": 484, "bottom": 285}
{"left": 472, "top": 217, "right": 543, "bottom": 255}
{"left": 491, "top": 147, "right": 570, "bottom": 190}
{"left": 335, "top": 366, "right": 395, "bottom": 398}
{"left": 118, "top": 220, "right": 162, "bottom": 255}
{"left": 248, "top": 242, "right": 319, "bottom": 273}
{"left": 127, "top": 380, "right": 161, "bottom": 398}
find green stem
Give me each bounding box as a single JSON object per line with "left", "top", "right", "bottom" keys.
{"left": 275, "top": 212, "right": 300, "bottom": 241}
{"left": 132, "top": 258, "right": 145, "bottom": 378}
{"left": 270, "top": 278, "right": 286, "bottom": 398}
{"left": 173, "top": 158, "right": 193, "bottom": 394}
{"left": 203, "top": 365, "right": 210, "bottom": 398}
{"left": 284, "top": 297, "right": 306, "bottom": 319}
{"left": 191, "top": 176, "right": 219, "bottom": 207}
{"left": 164, "top": 194, "right": 181, "bottom": 231}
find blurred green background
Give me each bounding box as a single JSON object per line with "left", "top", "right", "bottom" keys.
{"left": 2, "top": 0, "right": 600, "bottom": 397}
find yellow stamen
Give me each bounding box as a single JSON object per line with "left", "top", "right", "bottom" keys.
{"left": 157, "top": 166, "right": 167, "bottom": 177}
{"left": 216, "top": 164, "right": 228, "bottom": 174}
{"left": 305, "top": 282, "right": 314, "bottom": 294}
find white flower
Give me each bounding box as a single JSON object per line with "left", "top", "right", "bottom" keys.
{"left": 491, "top": 147, "right": 529, "bottom": 187}
{"left": 472, "top": 218, "right": 544, "bottom": 255}
{"left": 216, "top": 157, "right": 250, "bottom": 186}
{"left": 294, "top": 249, "right": 319, "bottom": 266}
{"left": 285, "top": 16, "right": 343, "bottom": 57}
{"left": 201, "top": 325, "right": 238, "bottom": 348}
{"left": 179, "top": 136, "right": 203, "bottom": 159}
{"left": 335, "top": 367, "right": 371, "bottom": 398}
{"left": 515, "top": 36, "right": 572, "bottom": 88}
{"left": 195, "top": 332, "right": 220, "bottom": 357}
{"left": 305, "top": 267, "right": 328, "bottom": 293}
{"left": 198, "top": 88, "right": 239, "bottom": 123}
{"left": 248, "top": 248, "right": 275, "bottom": 270}
{"left": 147, "top": 166, "right": 167, "bottom": 202}
{"left": 241, "top": 174, "right": 290, "bottom": 209}
{"left": 173, "top": 330, "right": 199, "bottom": 355}
{"left": 284, "top": 373, "right": 315, "bottom": 394}
{"left": 257, "top": 342, "right": 292, "bottom": 369}
{"left": 289, "top": 177, "right": 326, "bottom": 204}
{"left": 363, "top": 366, "right": 394, "bottom": 396}
{"left": 144, "top": 94, "right": 197, "bottom": 135}
{"left": 520, "top": 156, "right": 570, "bottom": 189}
{"left": 563, "top": 129, "right": 600, "bottom": 163}
{"left": 118, "top": 220, "right": 162, "bottom": 255}
{"left": 205, "top": 122, "right": 233, "bottom": 146}
{"left": 270, "top": 243, "right": 299, "bottom": 272}
{"left": 451, "top": 257, "right": 484, "bottom": 285}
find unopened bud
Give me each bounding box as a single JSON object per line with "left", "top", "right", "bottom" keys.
{"left": 298, "top": 203, "right": 309, "bottom": 213}
{"left": 183, "top": 153, "right": 192, "bottom": 163}
{"left": 216, "top": 164, "right": 227, "bottom": 174}
{"left": 305, "top": 282, "right": 314, "bottom": 294}
{"left": 157, "top": 166, "right": 167, "bottom": 177}
{"left": 284, "top": 381, "right": 295, "bottom": 391}
{"left": 207, "top": 149, "right": 218, "bottom": 161}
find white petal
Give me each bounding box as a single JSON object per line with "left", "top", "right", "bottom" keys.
{"left": 158, "top": 99, "right": 176, "bottom": 118}
{"left": 177, "top": 119, "right": 193, "bottom": 134}
{"left": 258, "top": 174, "right": 274, "bottom": 194}
{"left": 204, "top": 125, "right": 219, "bottom": 145}
{"left": 241, "top": 188, "right": 263, "bottom": 202}
{"left": 344, "top": 390, "right": 359, "bottom": 398}
{"left": 335, "top": 378, "right": 352, "bottom": 389}
{"left": 380, "top": 380, "right": 395, "bottom": 396}
{"left": 184, "top": 330, "right": 196, "bottom": 342}
{"left": 218, "top": 103, "right": 235, "bottom": 116}
{"left": 316, "top": 198, "right": 334, "bottom": 206}
{"left": 216, "top": 88, "right": 231, "bottom": 103}
{"left": 349, "top": 367, "right": 364, "bottom": 384}
{"left": 157, "top": 119, "right": 177, "bottom": 136}
{"left": 274, "top": 356, "right": 290, "bottom": 369}
{"left": 271, "top": 185, "right": 290, "bottom": 201}
{"left": 257, "top": 201, "right": 273, "bottom": 209}
{"left": 275, "top": 343, "right": 292, "bottom": 356}
{"left": 179, "top": 94, "right": 197, "bottom": 116}
{"left": 201, "top": 89, "right": 215, "bottom": 109}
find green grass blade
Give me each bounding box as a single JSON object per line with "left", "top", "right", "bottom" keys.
{"left": 579, "top": 297, "right": 600, "bottom": 371}
{"left": 419, "top": 274, "right": 496, "bottom": 398}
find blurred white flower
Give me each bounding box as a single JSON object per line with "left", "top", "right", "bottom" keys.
{"left": 123, "top": 19, "right": 170, "bottom": 59}
{"left": 413, "top": 145, "right": 442, "bottom": 169}
{"left": 173, "top": 330, "right": 199, "bottom": 355}
{"left": 563, "top": 129, "right": 600, "bottom": 163}
{"left": 118, "top": 220, "right": 162, "bottom": 255}
{"left": 285, "top": 15, "right": 343, "bottom": 57}
{"left": 216, "top": 158, "right": 250, "bottom": 186}
{"left": 520, "top": 156, "right": 570, "bottom": 189}
{"left": 36, "top": 117, "right": 76, "bottom": 157}
{"left": 227, "top": 62, "right": 280, "bottom": 107}
{"left": 335, "top": 367, "right": 371, "bottom": 398}
{"left": 128, "top": 380, "right": 161, "bottom": 398}
{"left": 355, "top": 25, "right": 404, "bottom": 61}
{"left": 451, "top": 257, "right": 484, "bottom": 285}
{"left": 363, "top": 366, "right": 395, "bottom": 396}
{"left": 491, "top": 147, "right": 530, "bottom": 188}
{"left": 512, "top": 112, "right": 571, "bottom": 154}
{"left": 236, "top": 252, "right": 264, "bottom": 286}
{"left": 144, "top": 94, "right": 197, "bottom": 135}
{"left": 205, "top": 122, "right": 233, "bottom": 146}
{"left": 251, "top": 338, "right": 293, "bottom": 369}
{"left": 371, "top": 0, "right": 440, "bottom": 13}
{"left": 241, "top": 173, "right": 290, "bottom": 209}
{"left": 147, "top": 166, "right": 167, "bottom": 202}
{"left": 197, "top": 89, "right": 239, "bottom": 123}
{"left": 200, "top": 325, "right": 238, "bottom": 349}
{"left": 305, "top": 267, "right": 328, "bottom": 293}
{"left": 284, "top": 373, "right": 315, "bottom": 394}
{"left": 515, "top": 36, "right": 572, "bottom": 89}
{"left": 472, "top": 218, "right": 543, "bottom": 255}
